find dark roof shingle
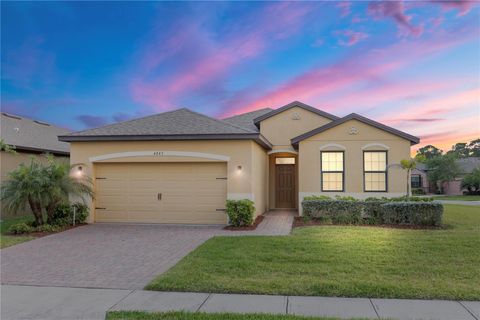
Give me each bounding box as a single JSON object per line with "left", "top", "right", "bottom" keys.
{"left": 222, "top": 108, "right": 273, "bottom": 132}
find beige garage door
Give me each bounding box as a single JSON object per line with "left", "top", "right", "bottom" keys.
{"left": 94, "top": 162, "right": 227, "bottom": 224}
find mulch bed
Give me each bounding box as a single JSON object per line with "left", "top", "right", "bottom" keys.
{"left": 223, "top": 215, "right": 265, "bottom": 231}
{"left": 293, "top": 216, "right": 444, "bottom": 230}
{"left": 9, "top": 224, "right": 87, "bottom": 238}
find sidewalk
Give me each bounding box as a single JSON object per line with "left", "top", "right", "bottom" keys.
{"left": 2, "top": 285, "right": 479, "bottom": 320}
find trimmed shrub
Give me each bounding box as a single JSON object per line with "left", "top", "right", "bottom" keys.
{"left": 51, "top": 202, "right": 89, "bottom": 226}
{"left": 412, "top": 188, "right": 425, "bottom": 195}
{"left": 302, "top": 200, "right": 364, "bottom": 224}
{"left": 8, "top": 222, "right": 33, "bottom": 234}
{"left": 225, "top": 199, "right": 255, "bottom": 227}
{"left": 335, "top": 195, "right": 358, "bottom": 201}
{"left": 35, "top": 224, "right": 61, "bottom": 233}
{"left": 381, "top": 202, "right": 443, "bottom": 226}
{"left": 303, "top": 195, "right": 332, "bottom": 201}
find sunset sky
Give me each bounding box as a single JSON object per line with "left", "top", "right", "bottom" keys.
{"left": 1, "top": 1, "right": 479, "bottom": 152}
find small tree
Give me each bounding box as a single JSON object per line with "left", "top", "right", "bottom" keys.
{"left": 400, "top": 158, "right": 417, "bottom": 198}
{"left": 461, "top": 167, "right": 480, "bottom": 194}
{"left": 426, "top": 154, "right": 461, "bottom": 194}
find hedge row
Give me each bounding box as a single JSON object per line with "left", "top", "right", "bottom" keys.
{"left": 302, "top": 199, "right": 443, "bottom": 226}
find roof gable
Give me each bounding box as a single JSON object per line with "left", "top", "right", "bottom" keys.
{"left": 253, "top": 101, "right": 339, "bottom": 127}
{"left": 1, "top": 113, "right": 70, "bottom": 154}
{"left": 291, "top": 113, "right": 420, "bottom": 146}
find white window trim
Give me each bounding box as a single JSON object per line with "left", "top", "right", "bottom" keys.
{"left": 362, "top": 143, "right": 390, "bottom": 150}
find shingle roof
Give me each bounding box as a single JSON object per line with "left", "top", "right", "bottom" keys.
{"left": 253, "top": 101, "right": 339, "bottom": 127}
{"left": 291, "top": 113, "right": 420, "bottom": 146}
{"left": 59, "top": 108, "right": 273, "bottom": 149}
{"left": 222, "top": 108, "right": 273, "bottom": 132}
{"left": 457, "top": 157, "right": 480, "bottom": 174}
{"left": 1, "top": 113, "right": 70, "bottom": 155}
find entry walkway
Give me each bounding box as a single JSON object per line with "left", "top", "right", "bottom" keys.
{"left": 2, "top": 285, "right": 479, "bottom": 320}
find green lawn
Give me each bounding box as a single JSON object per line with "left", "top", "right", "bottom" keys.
{"left": 147, "top": 205, "right": 480, "bottom": 300}
{"left": 432, "top": 195, "right": 480, "bottom": 201}
{"left": 0, "top": 215, "right": 35, "bottom": 249}
{"left": 106, "top": 311, "right": 367, "bottom": 320}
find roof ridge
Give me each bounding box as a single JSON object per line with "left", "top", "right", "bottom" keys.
{"left": 182, "top": 108, "right": 254, "bottom": 133}
{"left": 222, "top": 108, "right": 273, "bottom": 121}
{"left": 67, "top": 108, "right": 189, "bottom": 135}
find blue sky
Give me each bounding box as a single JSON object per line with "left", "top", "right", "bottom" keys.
{"left": 1, "top": 1, "right": 479, "bottom": 151}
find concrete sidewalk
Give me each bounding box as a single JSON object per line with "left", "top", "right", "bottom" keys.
{"left": 2, "top": 285, "right": 479, "bottom": 320}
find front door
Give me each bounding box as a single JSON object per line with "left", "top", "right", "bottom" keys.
{"left": 275, "top": 164, "right": 295, "bottom": 208}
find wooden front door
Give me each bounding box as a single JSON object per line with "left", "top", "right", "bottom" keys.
{"left": 275, "top": 164, "right": 295, "bottom": 208}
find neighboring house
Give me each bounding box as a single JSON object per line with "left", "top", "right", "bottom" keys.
{"left": 413, "top": 157, "right": 480, "bottom": 195}
{"left": 59, "top": 101, "right": 419, "bottom": 224}
{"left": 1, "top": 112, "right": 70, "bottom": 217}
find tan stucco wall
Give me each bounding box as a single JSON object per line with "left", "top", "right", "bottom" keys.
{"left": 260, "top": 106, "right": 332, "bottom": 147}
{"left": 0, "top": 151, "right": 69, "bottom": 217}
{"left": 298, "top": 119, "right": 411, "bottom": 212}
{"left": 69, "top": 140, "right": 267, "bottom": 223}
{"left": 251, "top": 142, "right": 268, "bottom": 216}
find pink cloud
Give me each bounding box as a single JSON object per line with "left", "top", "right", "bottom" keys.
{"left": 431, "top": 0, "right": 476, "bottom": 16}
{"left": 130, "top": 2, "right": 315, "bottom": 111}
{"left": 336, "top": 1, "right": 352, "bottom": 17}
{"left": 368, "top": 1, "right": 423, "bottom": 37}
{"left": 337, "top": 30, "right": 369, "bottom": 46}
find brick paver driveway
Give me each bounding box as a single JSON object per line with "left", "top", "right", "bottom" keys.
{"left": 1, "top": 210, "right": 294, "bottom": 289}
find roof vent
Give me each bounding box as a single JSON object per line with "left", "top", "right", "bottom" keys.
{"left": 34, "top": 120, "right": 51, "bottom": 126}
{"left": 14, "top": 127, "right": 20, "bottom": 133}
{"left": 2, "top": 113, "right": 22, "bottom": 120}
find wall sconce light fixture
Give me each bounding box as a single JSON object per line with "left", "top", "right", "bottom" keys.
{"left": 237, "top": 165, "right": 242, "bottom": 170}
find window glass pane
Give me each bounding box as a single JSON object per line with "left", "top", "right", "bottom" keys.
{"left": 364, "top": 151, "right": 386, "bottom": 171}
{"left": 365, "top": 173, "right": 386, "bottom": 191}
{"left": 276, "top": 157, "right": 295, "bottom": 164}
{"left": 322, "top": 173, "right": 343, "bottom": 191}
{"left": 321, "top": 152, "right": 343, "bottom": 171}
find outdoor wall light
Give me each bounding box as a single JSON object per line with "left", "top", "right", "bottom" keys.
{"left": 237, "top": 165, "right": 242, "bottom": 170}
{"left": 73, "top": 165, "right": 84, "bottom": 178}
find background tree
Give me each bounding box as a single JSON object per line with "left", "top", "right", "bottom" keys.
{"left": 0, "top": 139, "right": 16, "bottom": 154}
{"left": 400, "top": 158, "right": 417, "bottom": 198}
{"left": 447, "top": 142, "right": 470, "bottom": 158}
{"left": 426, "top": 154, "right": 461, "bottom": 193}
{"left": 468, "top": 139, "right": 480, "bottom": 157}
{"left": 461, "top": 167, "right": 480, "bottom": 195}
{"left": 416, "top": 145, "right": 442, "bottom": 161}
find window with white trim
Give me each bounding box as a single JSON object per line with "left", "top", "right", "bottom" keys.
{"left": 364, "top": 151, "right": 387, "bottom": 192}
{"left": 321, "top": 151, "right": 344, "bottom": 191}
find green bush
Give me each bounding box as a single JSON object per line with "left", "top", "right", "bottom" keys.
{"left": 335, "top": 195, "right": 358, "bottom": 201}
{"left": 35, "top": 224, "right": 61, "bottom": 233}
{"left": 381, "top": 202, "right": 443, "bottom": 226}
{"left": 225, "top": 199, "right": 255, "bottom": 227}
{"left": 412, "top": 188, "right": 426, "bottom": 195}
{"left": 51, "top": 202, "right": 89, "bottom": 226}
{"left": 302, "top": 200, "right": 364, "bottom": 224}
{"left": 302, "top": 198, "right": 443, "bottom": 226}
{"left": 303, "top": 195, "right": 332, "bottom": 200}
{"left": 8, "top": 222, "right": 33, "bottom": 234}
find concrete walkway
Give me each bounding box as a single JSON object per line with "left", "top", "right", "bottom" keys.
{"left": 2, "top": 285, "right": 479, "bottom": 320}
{"left": 436, "top": 200, "right": 480, "bottom": 206}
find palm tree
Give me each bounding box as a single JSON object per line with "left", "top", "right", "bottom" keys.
{"left": 42, "top": 156, "right": 93, "bottom": 224}
{"left": 400, "top": 158, "right": 417, "bottom": 198}
{"left": 1, "top": 156, "right": 93, "bottom": 225}
{"left": 1, "top": 159, "right": 45, "bottom": 225}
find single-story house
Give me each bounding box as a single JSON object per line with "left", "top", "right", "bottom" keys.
{"left": 412, "top": 157, "right": 480, "bottom": 195}
{"left": 59, "top": 101, "right": 419, "bottom": 224}
{"left": 1, "top": 112, "right": 70, "bottom": 217}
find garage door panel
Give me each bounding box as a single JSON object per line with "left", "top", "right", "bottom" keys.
{"left": 94, "top": 162, "right": 227, "bottom": 224}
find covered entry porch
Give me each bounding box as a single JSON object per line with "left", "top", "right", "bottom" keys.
{"left": 268, "top": 150, "right": 299, "bottom": 210}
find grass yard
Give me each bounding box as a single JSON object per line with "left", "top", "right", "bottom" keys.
{"left": 432, "top": 195, "right": 480, "bottom": 201}
{"left": 0, "top": 215, "right": 35, "bottom": 249}
{"left": 147, "top": 205, "right": 480, "bottom": 300}
{"left": 106, "top": 311, "right": 367, "bottom": 320}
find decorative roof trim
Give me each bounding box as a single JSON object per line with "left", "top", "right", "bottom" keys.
{"left": 291, "top": 113, "right": 420, "bottom": 147}
{"left": 253, "top": 101, "right": 339, "bottom": 127}
{"left": 58, "top": 133, "right": 273, "bottom": 150}
{"left": 319, "top": 143, "right": 346, "bottom": 151}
